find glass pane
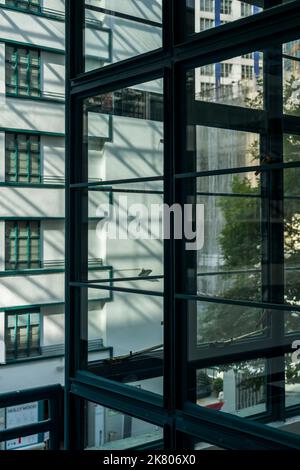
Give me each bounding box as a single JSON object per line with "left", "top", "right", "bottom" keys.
{"left": 189, "top": 53, "right": 263, "bottom": 109}
{"left": 29, "top": 222, "right": 40, "bottom": 236}
{"left": 84, "top": 0, "right": 162, "bottom": 72}
{"left": 185, "top": 0, "right": 262, "bottom": 38}
{"left": 84, "top": 79, "right": 163, "bottom": 183}
{"left": 196, "top": 359, "right": 267, "bottom": 417}
{"left": 84, "top": 400, "right": 163, "bottom": 450}
{"left": 286, "top": 353, "right": 300, "bottom": 408}
{"left": 283, "top": 40, "right": 300, "bottom": 117}
{"left": 189, "top": 300, "right": 265, "bottom": 347}
{"left": 83, "top": 288, "right": 163, "bottom": 396}
{"left": 187, "top": 126, "right": 260, "bottom": 173}
{"left": 284, "top": 168, "right": 300, "bottom": 321}
{"left": 88, "top": 181, "right": 164, "bottom": 286}
{"left": 177, "top": 174, "right": 261, "bottom": 300}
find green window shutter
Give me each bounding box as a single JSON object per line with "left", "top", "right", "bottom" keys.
{"left": 5, "top": 45, "right": 41, "bottom": 97}
{"left": 5, "top": 1, "right": 41, "bottom": 13}
{"left": 5, "top": 310, "right": 41, "bottom": 361}
{"left": 5, "top": 132, "right": 41, "bottom": 183}
{"left": 5, "top": 220, "right": 41, "bottom": 270}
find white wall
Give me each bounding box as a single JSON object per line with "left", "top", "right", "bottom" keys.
{"left": 41, "top": 303, "right": 64, "bottom": 346}
{"left": 41, "top": 51, "right": 65, "bottom": 97}
{"left": 0, "top": 9, "right": 64, "bottom": 51}
{"left": 0, "top": 92, "right": 65, "bottom": 134}
{"left": 0, "top": 273, "right": 64, "bottom": 308}
{"left": 106, "top": 291, "right": 163, "bottom": 358}
{"left": 0, "top": 187, "right": 64, "bottom": 217}
{"left": 41, "top": 219, "right": 64, "bottom": 263}
{"left": 41, "top": 135, "right": 65, "bottom": 181}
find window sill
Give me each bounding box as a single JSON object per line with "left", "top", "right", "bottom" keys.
{"left": 0, "top": 3, "right": 64, "bottom": 22}
{"left": 5, "top": 92, "right": 65, "bottom": 104}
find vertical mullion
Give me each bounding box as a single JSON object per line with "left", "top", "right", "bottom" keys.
{"left": 14, "top": 314, "right": 18, "bottom": 359}
{"left": 15, "top": 221, "right": 18, "bottom": 270}
{"left": 263, "top": 39, "right": 285, "bottom": 421}
{"left": 162, "top": 0, "right": 175, "bottom": 450}
{"left": 27, "top": 49, "right": 31, "bottom": 96}
{"left": 27, "top": 221, "right": 31, "bottom": 269}
{"left": 15, "top": 48, "right": 19, "bottom": 96}
{"left": 65, "top": 0, "right": 85, "bottom": 451}
{"left": 38, "top": 135, "right": 41, "bottom": 183}
{"left": 26, "top": 313, "right": 30, "bottom": 357}
{"left": 15, "top": 134, "right": 19, "bottom": 182}
{"left": 27, "top": 135, "right": 31, "bottom": 183}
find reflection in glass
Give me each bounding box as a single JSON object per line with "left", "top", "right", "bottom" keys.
{"left": 283, "top": 41, "right": 300, "bottom": 116}
{"left": 196, "top": 359, "right": 266, "bottom": 418}
{"left": 190, "top": 53, "right": 263, "bottom": 108}
{"left": 84, "top": 289, "right": 163, "bottom": 395}
{"left": 186, "top": 0, "right": 262, "bottom": 37}
{"left": 84, "top": 0, "right": 162, "bottom": 72}
{"left": 85, "top": 401, "right": 163, "bottom": 450}
{"left": 284, "top": 168, "right": 300, "bottom": 326}
{"left": 84, "top": 79, "right": 163, "bottom": 183}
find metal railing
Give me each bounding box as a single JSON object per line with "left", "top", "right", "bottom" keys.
{"left": 0, "top": 384, "right": 63, "bottom": 450}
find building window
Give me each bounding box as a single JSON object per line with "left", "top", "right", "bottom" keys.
{"left": 5, "top": 310, "right": 41, "bottom": 361}
{"left": 241, "top": 2, "right": 252, "bottom": 17}
{"left": 200, "top": 0, "right": 214, "bottom": 12}
{"left": 221, "top": 63, "right": 233, "bottom": 77}
{"left": 5, "top": 221, "right": 41, "bottom": 271}
{"left": 242, "top": 52, "right": 254, "bottom": 59}
{"left": 200, "top": 64, "right": 215, "bottom": 76}
{"left": 221, "top": 0, "right": 232, "bottom": 15}
{"left": 5, "top": 133, "right": 41, "bottom": 183}
{"left": 5, "top": 45, "right": 41, "bottom": 97}
{"left": 219, "top": 83, "right": 233, "bottom": 98}
{"left": 241, "top": 64, "right": 254, "bottom": 79}
{"left": 200, "top": 18, "right": 214, "bottom": 31}
{"left": 5, "top": 0, "right": 41, "bottom": 13}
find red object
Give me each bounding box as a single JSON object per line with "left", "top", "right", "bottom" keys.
{"left": 205, "top": 401, "right": 224, "bottom": 411}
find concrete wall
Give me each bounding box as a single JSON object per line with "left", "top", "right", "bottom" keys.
{"left": 0, "top": 8, "right": 64, "bottom": 50}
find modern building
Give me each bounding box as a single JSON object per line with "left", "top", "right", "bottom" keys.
{"left": 0, "top": 0, "right": 300, "bottom": 452}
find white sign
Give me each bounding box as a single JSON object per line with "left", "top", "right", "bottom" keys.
{"left": 5, "top": 402, "right": 39, "bottom": 450}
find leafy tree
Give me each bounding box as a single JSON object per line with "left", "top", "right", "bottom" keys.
{"left": 198, "top": 73, "right": 300, "bottom": 386}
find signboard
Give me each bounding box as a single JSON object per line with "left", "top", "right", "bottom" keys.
{"left": 5, "top": 402, "right": 39, "bottom": 450}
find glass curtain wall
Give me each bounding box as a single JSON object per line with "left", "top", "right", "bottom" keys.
{"left": 66, "top": 0, "right": 300, "bottom": 450}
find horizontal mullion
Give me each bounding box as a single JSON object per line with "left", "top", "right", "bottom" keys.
{"left": 175, "top": 293, "right": 300, "bottom": 312}
{"left": 85, "top": 4, "right": 162, "bottom": 29}
{"left": 70, "top": 175, "right": 163, "bottom": 189}
{"left": 0, "top": 384, "right": 62, "bottom": 407}
{"left": 71, "top": 372, "right": 165, "bottom": 426}
{"left": 177, "top": 404, "right": 300, "bottom": 450}
{"left": 0, "top": 420, "right": 52, "bottom": 443}
{"left": 70, "top": 50, "right": 168, "bottom": 99}
{"left": 70, "top": 281, "right": 163, "bottom": 297}
{"left": 188, "top": 336, "right": 299, "bottom": 369}
{"left": 188, "top": 101, "right": 265, "bottom": 133}
{"left": 175, "top": 161, "right": 300, "bottom": 179}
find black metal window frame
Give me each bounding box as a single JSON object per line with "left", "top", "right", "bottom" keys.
{"left": 66, "top": 0, "right": 300, "bottom": 450}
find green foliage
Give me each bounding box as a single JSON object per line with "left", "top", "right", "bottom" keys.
{"left": 199, "top": 74, "right": 300, "bottom": 383}
{"left": 212, "top": 377, "right": 223, "bottom": 395}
